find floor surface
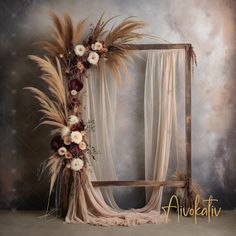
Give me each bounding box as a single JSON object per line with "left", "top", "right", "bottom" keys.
{"left": 0, "top": 210, "right": 235, "bottom": 236}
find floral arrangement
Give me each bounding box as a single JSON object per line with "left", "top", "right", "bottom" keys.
{"left": 26, "top": 12, "right": 145, "bottom": 214}
{"left": 50, "top": 115, "right": 95, "bottom": 171}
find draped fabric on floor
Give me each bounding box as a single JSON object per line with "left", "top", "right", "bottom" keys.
{"left": 65, "top": 49, "right": 185, "bottom": 226}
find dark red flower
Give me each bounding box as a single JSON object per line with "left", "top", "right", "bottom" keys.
{"left": 69, "top": 143, "right": 84, "bottom": 156}
{"left": 68, "top": 103, "right": 74, "bottom": 110}
{"left": 71, "top": 97, "right": 78, "bottom": 104}
{"left": 70, "top": 121, "right": 85, "bottom": 131}
{"left": 70, "top": 124, "right": 78, "bottom": 131}
{"left": 77, "top": 121, "right": 85, "bottom": 131}
{"left": 69, "top": 79, "right": 83, "bottom": 92}
{"left": 50, "top": 135, "right": 63, "bottom": 152}
{"left": 68, "top": 97, "right": 79, "bottom": 110}
{"left": 83, "top": 61, "right": 91, "bottom": 69}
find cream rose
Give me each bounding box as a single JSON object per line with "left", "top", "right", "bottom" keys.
{"left": 87, "top": 52, "right": 99, "bottom": 65}
{"left": 71, "top": 131, "right": 82, "bottom": 144}
{"left": 70, "top": 158, "right": 84, "bottom": 171}
{"left": 74, "top": 44, "right": 86, "bottom": 56}
{"left": 92, "top": 42, "right": 103, "bottom": 51}
{"left": 58, "top": 147, "right": 67, "bottom": 156}
{"left": 68, "top": 115, "right": 79, "bottom": 125}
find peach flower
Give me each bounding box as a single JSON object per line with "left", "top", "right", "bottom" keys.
{"left": 79, "top": 141, "right": 87, "bottom": 150}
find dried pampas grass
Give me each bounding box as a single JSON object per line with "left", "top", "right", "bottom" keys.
{"left": 97, "top": 16, "right": 146, "bottom": 81}
{"left": 25, "top": 55, "right": 68, "bottom": 130}
{"left": 27, "top": 12, "right": 147, "bottom": 218}
{"left": 171, "top": 171, "right": 205, "bottom": 210}
{"left": 38, "top": 12, "right": 86, "bottom": 58}
{"left": 46, "top": 154, "right": 62, "bottom": 194}
{"left": 37, "top": 12, "right": 146, "bottom": 81}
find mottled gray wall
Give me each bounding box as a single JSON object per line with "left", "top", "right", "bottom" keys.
{"left": 0, "top": 0, "right": 236, "bottom": 210}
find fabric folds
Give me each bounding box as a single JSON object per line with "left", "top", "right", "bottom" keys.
{"left": 65, "top": 49, "right": 185, "bottom": 226}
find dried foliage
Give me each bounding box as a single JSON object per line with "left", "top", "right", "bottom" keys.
{"left": 27, "top": 12, "right": 146, "bottom": 212}
{"left": 25, "top": 55, "right": 68, "bottom": 129}
{"left": 38, "top": 12, "right": 145, "bottom": 81}
{"left": 171, "top": 171, "right": 205, "bottom": 209}
{"left": 46, "top": 154, "right": 62, "bottom": 194}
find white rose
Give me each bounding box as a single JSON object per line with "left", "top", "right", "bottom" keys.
{"left": 71, "top": 131, "right": 82, "bottom": 144}
{"left": 71, "top": 90, "right": 78, "bottom": 96}
{"left": 92, "top": 42, "right": 103, "bottom": 51}
{"left": 87, "top": 52, "right": 99, "bottom": 65}
{"left": 70, "top": 158, "right": 84, "bottom": 171}
{"left": 58, "top": 147, "right": 67, "bottom": 156}
{"left": 60, "top": 126, "right": 70, "bottom": 137}
{"left": 74, "top": 44, "right": 86, "bottom": 56}
{"left": 68, "top": 115, "right": 79, "bottom": 125}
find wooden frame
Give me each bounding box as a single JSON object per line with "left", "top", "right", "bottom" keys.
{"left": 91, "top": 43, "right": 192, "bottom": 189}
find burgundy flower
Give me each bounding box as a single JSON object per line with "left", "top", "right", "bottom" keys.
{"left": 70, "top": 121, "right": 85, "bottom": 132}
{"left": 69, "top": 143, "right": 83, "bottom": 156}
{"left": 68, "top": 103, "right": 74, "bottom": 110}
{"left": 83, "top": 61, "right": 92, "bottom": 69}
{"left": 71, "top": 97, "right": 78, "bottom": 104}
{"left": 50, "top": 135, "right": 63, "bottom": 152}
{"left": 70, "top": 124, "right": 78, "bottom": 131}
{"left": 68, "top": 97, "right": 79, "bottom": 110}
{"left": 77, "top": 121, "right": 85, "bottom": 131}
{"left": 69, "top": 79, "right": 83, "bottom": 92}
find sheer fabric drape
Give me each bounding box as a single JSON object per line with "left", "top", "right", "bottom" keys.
{"left": 143, "top": 49, "right": 185, "bottom": 210}
{"left": 84, "top": 64, "right": 120, "bottom": 209}
{"left": 66, "top": 49, "right": 185, "bottom": 225}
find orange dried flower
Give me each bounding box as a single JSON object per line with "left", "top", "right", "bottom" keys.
{"left": 77, "top": 61, "right": 85, "bottom": 73}
{"left": 65, "top": 151, "right": 73, "bottom": 159}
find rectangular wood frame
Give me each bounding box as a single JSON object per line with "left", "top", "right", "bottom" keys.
{"left": 91, "top": 43, "right": 192, "bottom": 189}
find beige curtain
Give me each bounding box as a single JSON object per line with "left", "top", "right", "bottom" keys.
{"left": 65, "top": 49, "right": 185, "bottom": 225}
{"left": 83, "top": 63, "right": 120, "bottom": 209}
{"left": 143, "top": 49, "right": 185, "bottom": 211}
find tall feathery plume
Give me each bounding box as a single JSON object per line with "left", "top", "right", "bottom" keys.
{"left": 27, "top": 12, "right": 153, "bottom": 224}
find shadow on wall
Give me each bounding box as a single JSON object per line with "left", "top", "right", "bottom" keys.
{"left": 208, "top": 77, "right": 236, "bottom": 209}
{"left": 0, "top": 1, "right": 53, "bottom": 210}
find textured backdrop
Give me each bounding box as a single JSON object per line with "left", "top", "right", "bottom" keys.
{"left": 0, "top": 0, "right": 236, "bottom": 210}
